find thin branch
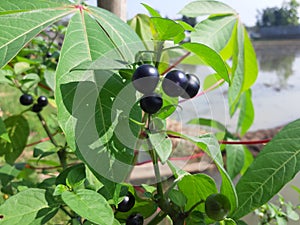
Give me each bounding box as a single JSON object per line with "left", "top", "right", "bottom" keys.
{"left": 162, "top": 52, "right": 191, "bottom": 75}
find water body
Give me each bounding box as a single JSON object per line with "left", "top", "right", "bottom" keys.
{"left": 176, "top": 39, "right": 300, "bottom": 132}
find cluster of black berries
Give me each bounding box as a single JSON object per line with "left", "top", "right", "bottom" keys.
{"left": 132, "top": 64, "right": 200, "bottom": 114}
{"left": 116, "top": 191, "right": 144, "bottom": 225}
{"left": 19, "top": 94, "right": 48, "bottom": 113}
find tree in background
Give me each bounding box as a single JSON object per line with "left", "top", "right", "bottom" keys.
{"left": 256, "top": 0, "right": 299, "bottom": 27}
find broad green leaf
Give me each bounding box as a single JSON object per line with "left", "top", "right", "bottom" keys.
{"left": 53, "top": 184, "right": 68, "bottom": 196}
{"left": 21, "top": 73, "right": 40, "bottom": 90}
{"left": 191, "top": 15, "right": 237, "bottom": 52}
{"left": 0, "top": 117, "right": 10, "bottom": 142}
{"left": 62, "top": 189, "right": 114, "bottom": 225}
{"left": 226, "top": 141, "right": 245, "bottom": 179}
{"left": 179, "top": 0, "right": 236, "bottom": 17}
{"left": 228, "top": 23, "right": 258, "bottom": 116}
{"left": 85, "top": 166, "right": 104, "bottom": 191}
{"left": 168, "top": 189, "right": 187, "bottom": 207}
{"left": 66, "top": 164, "right": 86, "bottom": 189}
{"left": 232, "top": 119, "right": 300, "bottom": 219}
{"left": 185, "top": 211, "right": 205, "bottom": 225}
{"left": 167, "top": 160, "right": 190, "bottom": 179}
{"left": 14, "top": 62, "right": 30, "bottom": 74}
{"left": 44, "top": 70, "right": 55, "bottom": 91}
{"left": 0, "top": 0, "right": 74, "bottom": 68}
{"left": 55, "top": 7, "right": 144, "bottom": 182}
{"left": 176, "top": 20, "right": 195, "bottom": 31}
{"left": 223, "top": 218, "right": 237, "bottom": 225}
{"left": 151, "top": 17, "right": 185, "bottom": 41}
{"left": 178, "top": 174, "right": 217, "bottom": 212}
{"left": 0, "top": 115, "right": 29, "bottom": 164}
{"left": 0, "top": 164, "right": 20, "bottom": 186}
{"left": 149, "top": 133, "right": 172, "bottom": 164}
{"left": 55, "top": 163, "right": 85, "bottom": 186}
{"left": 237, "top": 90, "right": 254, "bottom": 135}
{"left": 0, "top": 188, "right": 54, "bottom": 225}
{"left": 240, "top": 147, "right": 253, "bottom": 175}
{"left": 156, "top": 91, "right": 178, "bottom": 119}
{"left": 181, "top": 43, "right": 230, "bottom": 83}
{"left": 128, "top": 14, "right": 153, "bottom": 50}
{"left": 141, "top": 3, "right": 161, "bottom": 17}
{"left": 167, "top": 131, "right": 238, "bottom": 212}
{"left": 28, "top": 207, "right": 58, "bottom": 225}
{"left": 242, "top": 28, "right": 258, "bottom": 91}
{"left": 33, "top": 141, "right": 57, "bottom": 159}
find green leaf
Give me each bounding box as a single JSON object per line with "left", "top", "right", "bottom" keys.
{"left": 228, "top": 23, "right": 258, "bottom": 115}
{"left": 156, "top": 92, "right": 178, "bottom": 119}
{"left": 151, "top": 17, "right": 185, "bottom": 41}
{"left": 232, "top": 119, "right": 300, "bottom": 219}
{"left": 55, "top": 8, "right": 144, "bottom": 182}
{"left": 223, "top": 218, "right": 237, "bottom": 225}
{"left": 128, "top": 14, "right": 153, "bottom": 50}
{"left": 168, "top": 189, "right": 187, "bottom": 207}
{"left": 178, "top": 174, "right": 217, "bottom": 212}
{"left": 286, "top": 203, "right": 299, "bottom": 221}
{"left": 55, "top": 163, "right": 85, "bottom": 186}
{"left": 167, "top": 160, "right": 190, "bottom": 179}
{"left": 237, "top": 90, "right": 254, "bottom": 135}
{"left": 62, "top": 189, "right": 114, "bottom": 225}
{"left": 0, "top": 188, "right": 55, "bottom": 225}
{"left": 66, "top": 164, "right": 86, "bottom": 189}
{"left": 0, "top": 0, "right": 74, "bottom": 68}
{"left": 0, "top": 164, "right": 20, "bottom": 186}
{"left": 167, "top": 131, "right": 238, "bottom": 213}
{"left": 240, "top": 147, "right": 253, "bottom": 175}
{"left": 181, "top": 42, "right": 230, "bottom": 83}
{"left": 141, "top": 3, "right": 161, "bottom": 17}
{"left": 33, "top": 141, "right": 57, "bottom": 159}
{"left": 53, "top": 184, "right": 68, "bottom": 196}
{"left": 14, "top": 62, "right": 30, "bottom": 74}
{"left": 149, "top": 133, "right": 172, "bottom": 164}
{"left": 0, "top": 115, "right": 29, "bottom": 164}
{"left": 21, "top": 73, "right": 40, "bottom": 90}
{"left": 191, "top": 15, "right": 237, "bottom": 52}
{"left": 226, "top": 141, "right": 245, "bottom": 179}
{"left": 179, "top": 0, "right": 236, "bottom": 17}
{"left": 185, "top": 211, "right": 205, "bottom": 225}
{"left": 44, "top": 70, "right": 55, "bottom": 91}
{"left": 0, "top": 117, "right": 10, "bottom": 143}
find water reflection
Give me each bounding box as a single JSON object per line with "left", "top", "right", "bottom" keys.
{"left": 254, "top": 40, "right": 300, "bottom": 91}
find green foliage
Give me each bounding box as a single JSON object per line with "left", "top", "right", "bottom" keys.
{"left": 0, "top": 0, "right": 299, "bottom": 225}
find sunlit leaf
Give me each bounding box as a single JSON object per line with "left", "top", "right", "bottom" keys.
{"left": 233, "top": 119, "right": 300, "bottom": 219}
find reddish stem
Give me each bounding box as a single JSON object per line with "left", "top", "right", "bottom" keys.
{"left": 162, "top": 52, "right": 191, "bottom": 75}
{"left": 38, "top": 83, "right": 52, "bottom": 91}
{"left": 26, "top": 131, "right": 59, "bottom": 147}
{"left": 219, "top": 138, "right": 271, "bottom": 145}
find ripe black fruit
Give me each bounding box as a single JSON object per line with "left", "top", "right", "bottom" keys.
{"left": 205, "top": 193, "right": 231, "bottom": 221}
{"left": 117, "top": 192, "right": 135, "bottom": 212}
{"left": 181, "top": 74, "right": 200, "bottom": 99}
{"left": 126, "top": 213, "right": 144, "bottom": 225}
{"left": 162, "top": 70, "right": 188, "bottom": 97}
{"left": 19, "top": 94, "right": 33, "bottom": 106}
{"left": 140, "top": 93, "right": 163, "bottom": 114}
{"left": 32, "top": 104, "right": 43, "bottom": 113}
{"left": 37, "top": 96, "right": 48, "bottom": 107}
{"left": 132, "top": 64, "right": 159, "bottom": 94}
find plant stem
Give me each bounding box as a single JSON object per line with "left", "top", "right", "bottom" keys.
{"left": 155, "top": 41, "right": 164, "bottom": 68}
{"left": 147, "top": 211, "right": 168, "bottom": 225}
{"left": 60, "top": 206, "right": 74, "bottom": 218}
{"left": 162, "top": 52, "right": 191, "bottom": 75}
{"left": 37, "top": 112, "right": 67, "bottom": 169}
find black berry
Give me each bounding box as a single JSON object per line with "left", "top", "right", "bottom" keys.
{"left": 205, "top": 193, "right": 231, "bottom": 221}
{"left": 132, "top": 64, "right": 159, "bottom": 94}
{"left": 162, "top": 70, "right": 188, "bottom": 97}
{"left": 117, "top": 192, "right": 135, "bottom": 212}
{"left": 37, "top": 96, "right": 48, "bottom": 107}
{"left": 126, "top": 213, "right": 144, "bottom": 225}
{"left": 19, "top": 94, "right": 33, "bottom": 106}
{"left": 181, "top": 74, "right": 200, "bottom": 99}
{"left": 32, "top": 104, "right": 43, "bottom": 113}
{"left": 140, "top": 93, "right": 163, "bottom": 114}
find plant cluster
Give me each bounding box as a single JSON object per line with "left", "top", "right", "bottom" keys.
{"left": 0, "top": 1, "right": 300, "bottom": 225}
